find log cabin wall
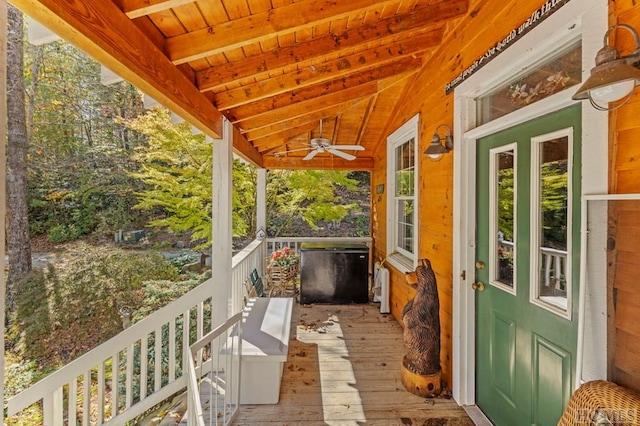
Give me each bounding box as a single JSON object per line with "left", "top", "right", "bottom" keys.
{"left": 607, "top": 0, "right": 640, "bottom": 393}
{"left": 371, "top": 0, "right": 576, "bottom": 390}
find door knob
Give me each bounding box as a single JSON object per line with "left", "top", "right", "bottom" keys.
{"left": 472, "top": 281, "right": 485, "bottom": 292}
{"left": 475, "top": 261, "right": 486, "bottom": 269}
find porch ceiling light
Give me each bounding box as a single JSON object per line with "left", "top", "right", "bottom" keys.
{"left": 424, "top": 124, "right": 453, "bottom": 160}
{"left": 573, "top": 24, "right": 640, "bottom": 111}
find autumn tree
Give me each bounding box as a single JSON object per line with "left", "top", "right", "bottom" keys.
{"left": 6, "top": 5, "right": 32, "bottom": 305}
{"left": 26, "top": 40, "right": 145, "bottom": 241}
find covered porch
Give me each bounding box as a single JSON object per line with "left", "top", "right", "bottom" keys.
{"left": 3, "top": 236, "right": 473, "bottom": 425}
{"left": 234, "top": 302, "right": 472, "bottom": 426}
{"left": 5, "top": 0, "right": 640, "bottom": 425}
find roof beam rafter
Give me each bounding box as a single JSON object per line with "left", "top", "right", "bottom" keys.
{"left": 166, "top": 0, "right": 409, "bottom": 64}
{"left": 235, "top": 82, "right": 378, "bottom": 133}
{"left": 213, "top": 38, "right": 429, "bottom": 110}
{"left": 254, "top": 122, "right": 320, "bottom": 152}
{"left": 226, "top": 64, "right": 418, "bottom": 122}
{"left": 245, "top": 99, "right": 362, "bottom": 142}
{"left": 263, "top": 156, "right": 373, "bottom": 171}
{"left": 117, "top": 0, "right": 194, "bottom": 19}
{"left": 197, "top": 1, "right": 467, "bottom": 92}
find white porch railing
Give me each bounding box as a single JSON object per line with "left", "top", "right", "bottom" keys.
{"left": 266, "top": 236, "right": 372, "bottom": 255}
{"left": 498, "top": 240, "right": 567, "bottom": 292}
{"left": 5, "top": 236, "right": 370, "bottom": 425}
{"left": 541, "top": 246, "right": 567, "bottom": 292}
{"left": 186, "top": 311, "right": 243, "bottom": 426}
{"left": 6, "top": 239, "right": 266, "bottom": 426}
{"left": 231, "top": 238, "right": 266, "bottom": 314}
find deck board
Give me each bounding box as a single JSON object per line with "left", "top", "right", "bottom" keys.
{"left": 232, "top": 303, "right": 473, "bottom": 426}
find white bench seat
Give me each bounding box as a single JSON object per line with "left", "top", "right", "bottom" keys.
{"left": 233, "top": 297, "right": 293, "bottom": 404}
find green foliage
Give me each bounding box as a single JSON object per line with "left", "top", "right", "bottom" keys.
{"left": 497, "top": 167, "right": 515, "bottom": 241}
{"left": 540, "top": 162, "right": 568, "bottom": 248}
{"left": 131, "top": 271, "right": 210, "bottom": 322}
{"left": 5, "top": 354, "right": 39, "bottom": 398}
{"left": 126, "top": 109, "right": 257, "bottom": 247}
{"left": 233, "top": 160, "right": 257, "bottom": 238}
{"left": 127, "top": 109, "right": 213, "bottom": 246}
{"left": 497, "top": 159, "right": 568, "bottom": 248}
{"left": 25, "top": 40, "right": 147, "bottom": 241}
{"left": 267, "top": 170, "right": 361, "bottom": 236}
{"left": 9, "top": 244, "right": 179, "bottom": 368}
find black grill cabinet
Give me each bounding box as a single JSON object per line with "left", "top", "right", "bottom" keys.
{"left": 299, "top": 243, "right": 369, "bottom": 304}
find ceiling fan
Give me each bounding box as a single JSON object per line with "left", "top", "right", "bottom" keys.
{"left": 274, "top": 119, "right": 364, "bottom": 161}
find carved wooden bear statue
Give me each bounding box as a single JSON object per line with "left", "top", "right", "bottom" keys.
{"left": 401, "top": 258, "right": 441, "bottom": 376}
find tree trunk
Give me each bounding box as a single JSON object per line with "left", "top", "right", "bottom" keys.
{"left": 6, "top": 5, "right": 32, "bottom": 310}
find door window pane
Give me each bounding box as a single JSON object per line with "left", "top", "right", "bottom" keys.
{"left": 491, "top": 147, "right": 516, "bottom": 289}
{"left": 534, "top": 134, "right": 569, "bottom": 311}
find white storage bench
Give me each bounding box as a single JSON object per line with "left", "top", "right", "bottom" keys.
{"left": 236, "top": 296, "right": 293, "bottom": 404}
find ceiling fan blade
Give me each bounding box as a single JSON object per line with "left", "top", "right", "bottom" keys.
{"left": 329, "top": 145, "right": 364, "bottom": 151}
{"left": 303, "top": 149, "right": 320, "bottom": 161}
{"left": 327, "top": 148, "right": 356, "bottom": 161}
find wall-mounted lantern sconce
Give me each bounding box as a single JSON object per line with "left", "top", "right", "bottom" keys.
{"left": 424, "top": 124, "right": 453, "bottom": 160}
{"left": 572, "top": 24, "right": 640, "bottom": 111}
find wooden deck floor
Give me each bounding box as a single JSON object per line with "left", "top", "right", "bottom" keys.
{"left": 233, "top": 303, "right": 473, "bottom": 426}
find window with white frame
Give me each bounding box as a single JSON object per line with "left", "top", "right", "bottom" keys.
{"left": 386, "top": 114, "right": 419, "bottom": 270}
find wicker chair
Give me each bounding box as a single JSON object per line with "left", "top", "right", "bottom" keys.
{"left": 558, "top": 380, "right": 640, "bottom": 425}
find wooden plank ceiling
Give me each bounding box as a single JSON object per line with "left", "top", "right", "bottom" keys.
{"left": 12, "top": 0, "right": 469, "bottom": 170}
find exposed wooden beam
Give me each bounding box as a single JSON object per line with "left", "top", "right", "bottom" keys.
{"left": 244, "top": 100, "right": 360, "bottom": 142}
{"left": 127, "top": 11, "right": 167, "bottom": 50}
{"left": 196, "top": 20, "right": 446, "bottom": 92}
{"left": 225, "top": 65, "right": 419, "bottom": 122}
{"left": 263, "top": 155, "right": 373, "bottom": 171}
{"left": 354, "top": 96, "right": 376, "bottom": 147}
{"left": 118, "top": 0, "right": 194, "bottom": 19}
{"left": 166, "top": 0, "right": 404, "bottom": 64}
{"left": 231, "top": 125, "right": 263, "bottom": 167}
{"left": 234, "top": 82, "right": 378, "bottom": 132}
{"left": 253, "top": 122, "right": 320, "bottom": 152}
{"left": 213, "top": 36, "right": 431, "bottom": 110}
{"left": 10, "top": 0, "right": 225, "bottom": 139}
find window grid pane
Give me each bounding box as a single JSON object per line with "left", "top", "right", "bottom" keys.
{"left": 397, "top": 199, "right": 414, "bottom": 253}
{"left": 536, "top": 136, "right": 569, "bottom": 310}
{"left": 494, "top": 149, "right": 515, "bottom": 288}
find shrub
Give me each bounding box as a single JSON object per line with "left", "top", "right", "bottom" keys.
{"left": 10, "top": 243, "right": 179, "bottom": 369}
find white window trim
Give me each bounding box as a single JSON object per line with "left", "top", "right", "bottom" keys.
{"left": 386, "top": 114, "right": 420, "bottom": 273}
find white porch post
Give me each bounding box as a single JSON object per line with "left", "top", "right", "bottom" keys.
{"left": 256, "top": 168, "right": 266, "bottom": 235}
{"left": 0, "top": 1, "right": 7, "bottom": 423}
{"left": 256, "top": 168, "right": 267, "bottom": 273}
{"left": 211, "top": 118, "right": 233, "bottom": 328}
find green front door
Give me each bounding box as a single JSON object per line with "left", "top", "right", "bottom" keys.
{"left": 475, "top": 106, "right": 581, "bottom": 425}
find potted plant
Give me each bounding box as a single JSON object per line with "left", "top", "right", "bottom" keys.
{"left": 267, "top": 246, "right": 300, "bottom": 291}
